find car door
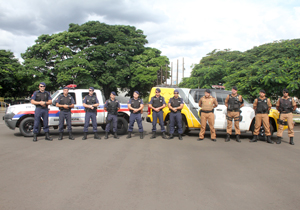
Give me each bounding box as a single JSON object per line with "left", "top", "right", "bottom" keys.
{"left": 214, "top": 92, "right": 228, "bottom": 129}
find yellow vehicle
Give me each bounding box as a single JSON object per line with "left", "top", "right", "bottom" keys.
{"left": 146, "top": 86, "right": 285, "bottom": 137}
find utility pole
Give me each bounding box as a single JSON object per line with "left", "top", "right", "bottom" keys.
{"left": 171, "top": 62, "right": 173, "bottom": 86}
{"left": 176, "top": 59, "right": 179, "bottom": 86}
{"left": 160, "top": 66, "right": 162, "bottom": 84}
{"left": 165, "top": 64, "right": 168, "bottom": 85}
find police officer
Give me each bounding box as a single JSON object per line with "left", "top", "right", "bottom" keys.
{"left": 55, "top": 87, "right": 75, "bottom": 140}
{"left": 148, "top": 88, "right": 167, "bottom": 139}
{"left": 225, "top": 86, "right": 244, "bottom": 142}
{"left": 198, "top": 89, "right": 218, "bottom": 142}
{"left": 82, "top": 87, "right": 101, "bottom": 140}
{"left": 276, "top": 89, "right": 297, "bottom": 145}
{"left": 127, "top": 91, "right": 144, "bottom": 139}
{"left": 30, "top": 82, "right": 53, "bottom": 142}
{"left": 250, "top": 90, "right": 273, "bottom": 144}
{"left": 104, "top": 91, "right": 120, "bottom": 139}
{"left": 168, "top": 89, "right": 184, "bottom": 140}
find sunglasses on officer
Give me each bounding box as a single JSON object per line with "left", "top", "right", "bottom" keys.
{"left": 39, "top": 85, "right": 45, "bottom": 87}
{"left": 89, "top": 89, "right": 93, "bottom": 92}
{"left": 174, "top": 92, "right": 179, "bottom": 94}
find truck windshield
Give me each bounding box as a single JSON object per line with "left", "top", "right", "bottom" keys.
{"left": 51, "top": 91, "right": 60, "bottom": 100}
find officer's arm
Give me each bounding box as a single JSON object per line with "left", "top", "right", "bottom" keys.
{"left": 128, "top": 103, "right": 133, "bottom": 110}
{"left": 178, "top": 103, "right": 184, "bottom": 110}
{"left": 168, "top": 102, "right": 173, "bottom": 110}
{"left": 92, "top": 103, "right": 99, "bottom": 107}
{"left": 239, "top": 96, "right": 244, "bottom": 108}
{"left": 253, "top": 99, "right": 258, "bottom": 110}
{"left": 213, "top": 98, "right": 218, "bottom": 108}
{"left": 83, "top": 103, "right": 90, "bottom": 108}
{"left": 292, "top": 99, "right": 297, "bottom": 111}
{"left": 117, "top": 102, "right": 120, "bottom": 110}
{"left": 267, "top": 99, "right": 272, "bottom": 111}
{"left": 276, "top": 99, "right": 280, "bottom": 111}
{"left": 139, "top": 104, "right": 144, "bottom": 111}
{"left": 198, "top": 98, "right": 202, "bottom": 107}
{"left": 225, "top": 95, "right": 229, "bottom": 107}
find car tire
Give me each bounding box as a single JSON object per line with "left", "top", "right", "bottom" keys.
{"left": 110, "top": 117, "right": 128, "bottom": 135}
{"left": 256, "top": 123, "right": 274, "bottom": 140}
{"left": 166, "top": 119, "right": 186, "bottom": 135}
{"left": 19, "top": 117, "right": 41, "bottom": 137}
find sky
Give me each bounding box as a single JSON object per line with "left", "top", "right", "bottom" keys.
{"left": 1, "top": 0, "right": 300, "bottom": 84}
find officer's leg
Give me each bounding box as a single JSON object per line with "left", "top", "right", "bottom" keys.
{"left": 158, "top": 111, "right": 165, "bottom": 132}
{"left": 208, "top": 113, "right": 216, "bottom": 140}
{"left": 113, "top": 115, "right": 119, "bottom": 139}
{"left": 233, "top": 112, "right": 241, "bottom": 135}
{"left": 262, "top": 114, "right": 273, "bottom": 144}
{"left": 66, "top": 112, "right": 72, "bottom": 132}
{"left": 136, "top": 114, "right": 143, "bottom": 133}
{"left": 58, "top": 111, "right": 64, "bottom": 133}
{"left": 91, "top": 113, "right": 97, "bottom": 132}
{"left": 253, "top": 114, "right": 262, "bottom": 136}
{"left": 226, "top": 112, "right": 233, "bottom": 135}
{"left": 33, "top": 108, "right": 42, "bottom": 134}
{"left": 105, "top": 114, "right": 112, "bottom": 133}
{"left": 277, "top": 114, "right": 286, "bottom": 138}
{"left": 152, "top": 111, "right": 157, "bottom": 132}
{"left": 176, "top": 112, "right": 183, "bottom": 140}
{"left": 41, "top": 109, "right": 49, "bottom": 133}
{"left": 128, "top": 114, "right": 135, "bottom": 132}
{"left": 169, "top": 112, "right": 175, "bottom": 134}
{"left": 287, "top": 113, "right": 294, "bottom": 137}
{"left": 83, "top": 112, "right": 90, "bottom": 132}
{"left": 199, "top": 112, "right": 207, "bottom": 139}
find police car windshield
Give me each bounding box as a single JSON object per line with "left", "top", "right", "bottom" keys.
{"left": 51, "top": 91, "right": 60, "bottom": 99}
{"left": 243, "top": 98, "right": 251, "bottom": 107}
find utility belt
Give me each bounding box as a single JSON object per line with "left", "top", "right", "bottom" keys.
{"left": 256, "top": 111, "right": 269, "bottom": 114}
{"left": 280, "top": 111, "right": 291, "bottom": 114}
{"left": 60, "top": 108, "right": 71, "bottom": 112}
{"left": 199, "top": 109, "right": 214, "bottom": 117}
{"left": 227, "top": 109, "right": 240, "bottom": 112}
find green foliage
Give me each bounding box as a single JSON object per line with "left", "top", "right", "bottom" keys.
{"left": 22, "top": 21, "right": 170, "bottom": 98}
{"left": 0, "top": 50, "right": 31, "bottom": 99}
{"left": 180, "top": 39, "right": 300, "bottom": 101}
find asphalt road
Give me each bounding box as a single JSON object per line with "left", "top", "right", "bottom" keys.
{"left": 1, "top": 112, "right": 300, "bottom": 210}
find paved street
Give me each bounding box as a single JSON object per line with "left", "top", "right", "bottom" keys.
{"left": 1, "top": 111, "right": 300, "bottom": 210}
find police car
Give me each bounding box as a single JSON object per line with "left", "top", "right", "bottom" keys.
{"left": 3, "top": 86, "right": 130, "bottom": 137}
{"left": 147, "top": 87, "right": 285, "bottom": 138}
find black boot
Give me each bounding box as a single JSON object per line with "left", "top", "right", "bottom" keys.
{"left": 94, "top": 132, "right": 101, "bottom": 139}
{"left": 58, "top": 132, "right": 63, "bottom": 140}
{"left": 127, "top": 132, "right": 132, "bottom": 139}
{"left": 266, "top": 136, "right": 273, "bottom": 144}
{"left": 250, "top": 135, "right": 257, "bottom": 142}
{"left": 290, "top": 137, "right": 294, "bottom": 145}
{"left": 33, "top": 134, "right": 37, "bottom": 142}
{"left": 114, "top": 132, "right": 119, "bottom": 139}
{"left": 82, "top": 132, "right": 87, "bottom": 140}
{"left": 197, "top": 138, "right": 204, "bottom": 141}
{"left": 225, "top": 133, "right": 230, "bottom": 142}
{"left": 104, "top": 132, "right": 108, "bottom": 139}
{"left": 276, "top": 136, "right": 282, "bottom": 144}
{"left": 69, "top": 132, "right": 75, "bottom": 140}
{"left": 178, "top": 134, "right": 183, "bottom": 140}
{"left": 236, "top": 135, "right": 241, "bottom": 142}
{"left": 211, "top": 139, "right": 216, "bottom": 142}
{"left": 168, "top": 134, "right": 174, "bottom": 140}
{"left": 140, "top": 132, "right": 144, "bottom": 139}
{"left": 162, "top": 132, "right": 167, "bottom": 139}
{"left": 150, "top": 132, "right": 156, "bottom": 139}
{"left": 45, "top": 132, "right": 53, "bottom": 141}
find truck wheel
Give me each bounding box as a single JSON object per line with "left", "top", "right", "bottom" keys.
{"left": 111, "top": 117, "right": 128, "bottom": 135}
{"left": 19, "top": 117, "right": 41, "bottom": 137}
{"left": 166, "top": 120, "right": 186, "bottom": 135}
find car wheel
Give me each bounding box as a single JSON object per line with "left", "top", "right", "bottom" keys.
{"left": 19, "top": 117, "right": 41, "bottom": 137}
{"left": 166, "top": 119, "right": 186, "bottom": 135}
{"left": 257, "top": 123, "right": 274, "bottom": 140}
{"left": 110, "top": 117, "right": 128, "bottom": 135}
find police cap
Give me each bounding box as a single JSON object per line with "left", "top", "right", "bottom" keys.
{"left": 134, "top": 91, "right": 139, "bottom": 95}
{"left": 40, "top": 82, "right": 46, "bottom": 87}
{"left": 174, "top": 89, "right": 179, "bottom": 94}
{"left": 260, "top": 89, "right": 266, "bottom": 94}
{"left": 89, "top": 87, "right": 94, "bottom": 91}
{"left": 63, "top": 87, "right": 69, "bottom": 90}
{"left": 232, "top": 86, "right": 238, "bottom": 90}
{"left": 156, "top": 88, "right": 161, "bottom": 93}
{"left": 111, "top": 91, "right": 116, "bottom": 96}
{"left": 283, "top": 89, "right": 289, "bottom": 93}
{"left": 205, "top": 89, "right": 211, "bottom": 93}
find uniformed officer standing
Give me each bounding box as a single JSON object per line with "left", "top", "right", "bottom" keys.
{"left": 82, "top": 87, "right": 101, "bottom": 140}
{"left": 148, "top": 88, "right": 167, "bottom": 139}
{"left": 198, "top": 89, "right": 218, "bottom": 142}
{"left": 56, "top": 87, "right": 75, "bottom": 140}
{"left": 30, "top": 82, "right": 53, "bottom": 142}
{"left": 104, "top": 92, "right": 120, "bottom": 139}
{"left": 225, "top": 86, "right": 244, "bottom": 142}
{"left": 250, "top": 90, "right": 273, "bottom": 144}
{"left": 276, "top": 89, "right": 297, "bottom": 145}
{"left": 127, "top": 91, "right": 144, "bottom": 139}
{"left": 168, "top": 89, "right": 184, "bottom": 140}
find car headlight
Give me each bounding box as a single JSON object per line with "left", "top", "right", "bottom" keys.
{"left": 6, "top": 106, "right": 16, "bottom": 114}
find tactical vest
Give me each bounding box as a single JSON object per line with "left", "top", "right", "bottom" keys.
{"left": 170, "top": 97, "right": 182, "bottom": 112}
{"left": 152, "top": 96, "right": 163, "bottom": 108}
{"left": 35, "top": 91, "right": 49, "bottom": 108}
{"left": 256, "top": 97, "right": 269, "bottom": 114}
{"left": 85, "top": 95, "right": 97, "bottom": 113}
{"left": 279, "top": 97, "right": 293, "bottom": 113}
{"left": 227, "top": 94, "right": 241, "bottom": 111}
{"left": 59, "top": 94, "right": 72, "bottom": 111}
{"left": 107, "top": 99, "right": 118, "bottom": 115}
{"left": 130, "top": 98, "right": 141, "bottom": 113}
{"left": 201, "top": 96, "right": 215, "bottom": 111}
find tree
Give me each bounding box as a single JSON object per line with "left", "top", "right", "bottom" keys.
{"left": 22, "top": 21, "right": 170, "bottom": 98}
{"left": 0, "top": 50, "right": 30, "bottom": 99}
